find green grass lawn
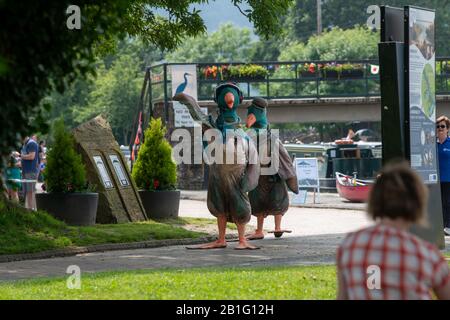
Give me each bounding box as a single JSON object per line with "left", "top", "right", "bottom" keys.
{"left": 0, "top": 265, "right": 337, "bottom": 300}
{"left": 0, "top": 201, "right": 223, "bottom": 255}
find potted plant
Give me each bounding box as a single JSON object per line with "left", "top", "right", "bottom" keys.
{"left": 201, "top": 65, "right": 220, "bottom": 80}
{"left": 322, "top": 63, "right": 342, "bottom": 79}
{"left": 340, "top": 63, "right": 365, "bottom": 79}
{"left": 36, "top": 119, "right": 98, "bottom": 226}
{"left": 225, "top": 64, "right": 268, "bottom": 81}
{"left": 299, "top": 63, "right": 318, "bottom": 78}
{"left": 132, "top": 117, "right": 179, "bottom": 219}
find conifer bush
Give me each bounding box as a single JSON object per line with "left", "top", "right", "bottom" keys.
{"left": 44, "top": 119, "right": 87, "bottom": 193}
{"left": 132, "top": 118, "right": 177, "bottom": 191}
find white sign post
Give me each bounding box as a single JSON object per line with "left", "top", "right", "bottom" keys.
{"left": 292, "top": 158, "right": 320, "bottom": 204}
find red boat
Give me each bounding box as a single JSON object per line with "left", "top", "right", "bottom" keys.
{"left": 335, "top": 172, "right": 373, "bottom": 203}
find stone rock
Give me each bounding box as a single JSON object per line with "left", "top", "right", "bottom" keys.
{"left": 73, "top": 115, "right": 147, "bottom": 223}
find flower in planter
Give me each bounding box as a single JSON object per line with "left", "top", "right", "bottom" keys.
{"left": 299, "top": 63, "right": 317, "bottom": 74}
{"left": 226, "top": 64, "right": 268, "bottom": 80}
{"left": 203, "top": 65, "right": 219, "bottom": 79}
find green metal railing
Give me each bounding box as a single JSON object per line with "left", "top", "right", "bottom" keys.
{"left": 148, "top": 57, "right": 450, "bottom": 106}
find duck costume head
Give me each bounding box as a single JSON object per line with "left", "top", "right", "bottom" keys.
{"left": 246, "top": 97, "right": 268, "bottom": 130}
{"left": 214, "top": 82, "right": 243, "bottom": 130}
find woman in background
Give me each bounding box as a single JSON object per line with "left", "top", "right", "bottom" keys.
{"left": 437, "top": 116, "right": 450, "bottom": 235}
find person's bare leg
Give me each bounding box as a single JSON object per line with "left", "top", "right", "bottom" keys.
{"left": 30, "top": 190, "right": 36, "bottom": 210}
{"left": 187, "top": 214, "right": 227, "bottom": 249}
{"left": 274, "top": 214, "right": 282, "bottom": 231}
{"left": 271, "top": 214, "right": 291, "bottom": 238}
{"left": 235, "top": 222, "right": 259, "bottom": 249}
{"left": 246, "top": 215, "right": 265, "bottom": 240}
{"left": 25, "top": 191, "right": 32, "bottom": 209}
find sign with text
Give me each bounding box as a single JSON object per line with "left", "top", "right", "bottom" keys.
{"left": 109, "top": 155, "right": 130, "bottom": 187}
{"left": 93, "top": 156, "right": 113, "bottom": 189}
{"left": 406, "top": 7, "right": 438, "bottom": 184}
{"left": 292, "top": 158, "right": 320, "bottom": 205}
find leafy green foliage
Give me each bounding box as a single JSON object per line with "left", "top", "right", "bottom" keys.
{"left": 132, "top": 118, "right": 177, "bottom": 190}
{"left": 279, "top": 27, "right": 379, "bottom": 61}
{"left": 285, "top": 0, "right": 450, "bottom": 56}
{"left": 44, "top": 120, "right": 87, "bottom": 193}
{"left": 166, "top": 23, "right": 256, "bottom": 63}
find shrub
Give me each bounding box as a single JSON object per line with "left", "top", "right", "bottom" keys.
{"left": 44, "top": 119, "right": 87, "bottom": 193}
{"left": 132, "top": 118, "right": 177, "bottom": 191}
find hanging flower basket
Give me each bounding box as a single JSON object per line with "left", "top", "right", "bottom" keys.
{"left": 223, "top": 64, "right": 268, "bottom": 81}
{"left": 299, "top": 63, "right": 318, "bottom": 78}
{"left": 340, "top": 64, "right": 365, "bottom": 79}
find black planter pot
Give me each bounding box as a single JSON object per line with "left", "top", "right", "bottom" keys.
{"left": 341, "top": 69, "right": 364, "bottom": 79}
{"left": 36, "top": 193, "right": 98, "bottom": 226}
{"left": 323, "top": 70, "right": 339, "bottom": 79}
{"left": 139, "top": 190, "right": 180, "bottom": 219}
{"left": 300, "top": 71, "right": 317, "bottom": 78}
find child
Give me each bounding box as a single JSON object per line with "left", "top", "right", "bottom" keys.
{"left": 5, "top": 152, "right": 22, "bottom": 202}
{"left": 337, "top": 161, "right": 450, "bottom": 300}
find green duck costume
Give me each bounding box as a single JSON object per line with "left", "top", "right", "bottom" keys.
{"left": 173, "top": 83, "right": 260, "bottom": 249}
{"left": 246, "top": 98, "right": 299, "bottom": 223}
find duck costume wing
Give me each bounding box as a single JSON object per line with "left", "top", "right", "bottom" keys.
{"left": 173, "top": 92, "right": 215, "bottom": 131}
{"left": 277, "top": 138, "right": 299, "bottom": 194}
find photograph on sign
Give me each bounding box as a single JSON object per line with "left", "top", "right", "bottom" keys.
{"left": 406, "top": 7, "right": 438, "bottom": 183}
{"left": 171, "top": 64, "right": 205, "bottom": 128}
{"left": 109, "top": 155, "right": 130, "bottom": 187}
{"left": 93, "top": 156, "right": 113, "bottom": 189}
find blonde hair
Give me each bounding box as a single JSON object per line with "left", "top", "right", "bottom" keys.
{"left": 436, "top": 115, "right": 450, "bottom": 129}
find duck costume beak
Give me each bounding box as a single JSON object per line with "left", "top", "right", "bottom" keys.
{"left": 224, "top": 92, "right": 235, "bottom": 109}
{"left": 246, "top": 113, "right": 256, "bottom": 128}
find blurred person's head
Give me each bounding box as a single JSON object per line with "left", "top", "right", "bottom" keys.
{"left": 31, "top": 134, "right": 37, "bottom": 141}
{"left": 368, "top": 161, "right": 428, "bottom": 225}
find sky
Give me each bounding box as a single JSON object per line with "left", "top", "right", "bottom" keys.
{"left": 192, "top": 1, "right": 254, "bottom": 33}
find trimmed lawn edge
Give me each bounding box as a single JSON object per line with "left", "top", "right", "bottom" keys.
{"left": 0, "top": 234, "right": 238, "bottom": 263}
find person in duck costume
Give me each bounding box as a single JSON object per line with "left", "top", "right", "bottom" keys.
{"left": 245, "top": 97, "right": 299, "bottom": 239}
{"left": 173, "top": 83, "right": 260, "bottom": 249}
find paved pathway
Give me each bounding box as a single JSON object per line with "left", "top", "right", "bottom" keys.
{"left": 1, "top": 199, "right": 448, "bottom": 282}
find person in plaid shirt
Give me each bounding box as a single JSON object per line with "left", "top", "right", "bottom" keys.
{"left": 337, "top": 161, "right": 450, "bottom": 300}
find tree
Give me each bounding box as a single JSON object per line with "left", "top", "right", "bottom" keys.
{"left": 285, "top": 0, "right": 450, "bottom": 55}
{"left": 0, "top": 0, "right": 293, "bottom": 176}
{"left": 279, "top": 27, "right": 379, "bottom": 61}
{"left": 165, "top": 23, "right": 256, "bottom": 63}
{"left": 45, "top": 120, "right": 87, "bottom": 193}
{"left": 132, "top": 118, "right": 177, "bottom": 190}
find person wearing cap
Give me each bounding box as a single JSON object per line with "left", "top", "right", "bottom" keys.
{"left": 245, "top": 97, "right": 299, "bottom": 240}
